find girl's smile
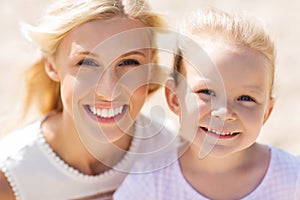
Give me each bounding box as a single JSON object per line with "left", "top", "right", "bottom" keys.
{"left": 199, "top": 126, "right": 240, "bottom": 139}
{"left": 167, "top": 38, "right": 274, "bottom": 157}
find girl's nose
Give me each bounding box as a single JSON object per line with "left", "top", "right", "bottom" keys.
{"left": 211, "top": 107, "right": 236, "bottom": 121}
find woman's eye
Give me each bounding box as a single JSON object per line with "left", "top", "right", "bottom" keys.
{"left": 238, "top": 95, "right": 255, "bottom": 102}
{"left": 118, "top": 59, "right": 140, "bottom": 67}
{"left": 77, "top": 59, "right": 99, "bottom": 67}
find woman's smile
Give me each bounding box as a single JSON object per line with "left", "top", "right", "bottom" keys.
{"left": 85, "top": 104, "right": 128, "bottom": 123}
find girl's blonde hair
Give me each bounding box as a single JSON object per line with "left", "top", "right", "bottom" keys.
{"left": 173, "top": 7, "right": 276, "bottom": 96}
{"left": 22, "top": 0, "right": 165, "bottom": 121}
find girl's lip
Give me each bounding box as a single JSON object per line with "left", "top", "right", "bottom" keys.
{"left": 84, "top": 105, "right": 128, "bottom": 123}
{"left": 200, "top": 127, "right": 240, "bottom": 139}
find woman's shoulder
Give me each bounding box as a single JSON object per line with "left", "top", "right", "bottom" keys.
{"left": 0, "top": 170, "right": 14, "bottom": 200}
{"left": 0, "top": 119, "right": 42, "bottom": 162}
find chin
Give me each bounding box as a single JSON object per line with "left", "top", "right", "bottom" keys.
{"left": 196, "top": 141, "right": 235, "bottom": 159}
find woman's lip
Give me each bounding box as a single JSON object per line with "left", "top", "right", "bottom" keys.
{"left": 88, "top": 103, "right": 126, "bottom": 109}
{"left": 84, "top": 105, "right": 128, "bottom": 123}
{"left": 200, "top": 127, "right": 240, "bottom": 139}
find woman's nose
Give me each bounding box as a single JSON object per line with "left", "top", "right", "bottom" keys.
{"left": 95, "top": 68, "right": 121, "bottom": 101}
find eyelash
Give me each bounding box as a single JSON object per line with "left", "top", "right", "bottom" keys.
{"left": 77, "top": 59, "right": 99, "bottom": 67}
{"left": 198, "top": 89, "right": 216, "bottom": 97}
{"left": 237, "top": 95, "right": 256, "bottom": 102}
{"left": 118, "top": 59, "right": 140, "bottom": 67}
{"left": 197, "top": 90, "right": 256, "bottom": 103}
{"left": 76, "top": 57, "right": 142, "bottom": 68}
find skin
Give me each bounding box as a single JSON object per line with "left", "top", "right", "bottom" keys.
{"left": 0, "top": 171, "right": 14, "bottom": 200}
{"left": 166, "top": 38, "right": 274, "bottom": 199}
{"left": 0, "top": 16, "right": 153, "bottom": 199}
{"left": 45, "top": 16, "right": 153, "bottom": 171}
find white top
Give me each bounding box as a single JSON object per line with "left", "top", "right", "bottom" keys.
{"left": 0, "top": 114, "right": 177, "bottom": 200}
{"left": 114, "top": 146, "right": 300, "bottom": 200}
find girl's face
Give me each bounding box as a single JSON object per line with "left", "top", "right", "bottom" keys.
{"left": 49, "top": 17, "right": 153, "bottom": 143}
{"left": 167, "top": 40, "right": 274, "bottom": 158}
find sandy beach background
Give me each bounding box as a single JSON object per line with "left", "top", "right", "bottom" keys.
{"left": 0, "top": 0, "right": 299, "bottom": 155}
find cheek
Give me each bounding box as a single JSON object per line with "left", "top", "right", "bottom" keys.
{"left": 130, "top": 86, "right": 148, "bottom": 103}
{"left": 128, "top": 85, "right": 148, "bottom": 116}
{"left": 60, "top": 75, "right": 78, "bottom": 110}
{"left": 192, "top": 96, "right": 211, "bottom": 119}
{"left": 198, "top": 100, "right": 211, "bottom": 115}
{"left": 240, "top": 108, "right": 265, "bottom": 130}
{"left": 178, "top": 94, "right": 205, "bottom": 123}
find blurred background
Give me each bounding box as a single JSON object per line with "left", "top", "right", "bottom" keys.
{"left": 0, "top": 0, "right": 299, "bottom": 154}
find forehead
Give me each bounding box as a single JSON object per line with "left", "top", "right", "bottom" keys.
{"left": 56, "top": 17, "right": 152, "bottom": 59}
{"left": 182, "top": 41, "right": 271, "bottom": 88}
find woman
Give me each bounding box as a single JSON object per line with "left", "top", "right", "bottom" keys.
{"left": 0, "top": 0, "right": 175, "bottom": 199}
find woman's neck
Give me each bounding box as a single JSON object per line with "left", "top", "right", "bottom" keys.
{"left": 41, "top": 112, "right": 133, "bottom": 175}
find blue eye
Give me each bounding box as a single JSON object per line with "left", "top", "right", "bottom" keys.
{"left": 118, "top": 59, "right": 140, "bottom": 67}
{"left": 238, "top": 95, "right": 255, "bottom": 102}
{"left": 77, "top": 59, "right": 99, "bottom": 67}
{"left": 199, "top": 89, "right": 216, "bottom": 97}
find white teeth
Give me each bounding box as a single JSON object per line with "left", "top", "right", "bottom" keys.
{"left": 90, "top": 106, "right": 96, "bottom": 114}
{"left": 114, "top": 107, "right": 122, "bottom": 116}
{"left": 207, "top": 128, "right": 234, "bottom": 136}
{"left": 88, "top": 105, "right": 124, "bottom": 118}
{"left": 102, "top": 109, "right": 108, "bottom": 117}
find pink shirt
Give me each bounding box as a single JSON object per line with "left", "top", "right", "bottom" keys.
{"left": 114, "top": 146, "right": 300, "bottom": 200}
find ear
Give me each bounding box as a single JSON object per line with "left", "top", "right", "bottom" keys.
{"left": 165, "top": 79, "right": 180, "bottom": 116}
{"left": 44, "top": 57, "right": 60, "bottom": 82}
{"left": 263, "top": 97, "right": 275, "bottom": 124}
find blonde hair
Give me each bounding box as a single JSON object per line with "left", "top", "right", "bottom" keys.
{"left": 173, "top": 7, "right": 276, "bottom": 96}
{"left": 22, "top": 0, "right": 165, "bottom": 121}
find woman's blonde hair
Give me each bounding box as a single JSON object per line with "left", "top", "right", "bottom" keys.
{"left": 173, "top": 7, "right": 276, "bottom": 96}
{"left": 22, "top": 0, "right": 165, "bottom": 121}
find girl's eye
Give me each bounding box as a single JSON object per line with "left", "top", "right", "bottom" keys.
{"left": 238, "top": 95, "right": 255, "bottom": 102}
{"left": 198, "top": 89, "right": 216, "bottom": 97}
{"left": 118, "top": 59, "right": 140, "bottom": 67}
{"left": 77, "top": 59, "right": 99, "bottom": 67}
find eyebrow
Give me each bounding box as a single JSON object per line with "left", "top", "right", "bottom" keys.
{"left": 191, "top": 77, "right": 218, "bottom": 86}
{"left": 191, "top": 78, "right": 265, "bottom": 94}
{"left": 189, "top": 77, "right": 212, "bottom": 90}
{"left": 72, "top": 50, "right": 147, "bottom": 59}
{"left": 72, "top": 51, "right": 98, "bottom": 57}
{"left": 118, "top": 50, "right": 147, "bottom": 58}
{"left": 242, "top": 85, "right": 265, "bottom": 95}
{"left": 192, "top": 77, "right": 211, "bottom": 82}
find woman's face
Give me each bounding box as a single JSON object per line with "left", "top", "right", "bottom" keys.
{"left": 51, "top": 17, "right": 153, "bottom": 143}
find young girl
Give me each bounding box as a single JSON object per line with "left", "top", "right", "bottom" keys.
{"left": 0, "top": 0, "right": 176, "bottom": 199}
{"left": 114, "top": 8, "right": 300, "bottom": 199}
